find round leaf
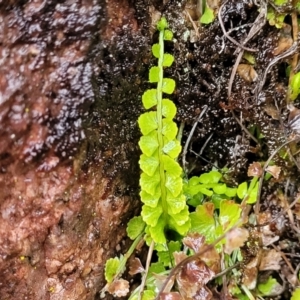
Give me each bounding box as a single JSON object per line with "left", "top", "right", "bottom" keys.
{"left": 142, "top": 89, "right": 157, "bottom": 109}
{"left": 162, "top": 78, "right": 176, "bottom": 94}
{"left": 162, "top": 99, "right": 176, "bottom": 119}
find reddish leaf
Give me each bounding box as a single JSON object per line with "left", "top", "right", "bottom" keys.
{"left": 259, "top": 249, "right": 282, "bottom": 271}
{"left": 248, "top": 162, "right": 262, "bottom": 177}
{"left": 182, "top": 232, "right": 205, "bottom": 253}
{"left": 107, "top": 279, "right": 130, "bottom": 297}
{"left": 183, "top": 233, "right": 220, "bottom": 274}
{"left": 153, "top": 273, "right": 175, "bottom": 293}
{"left": 224, "top": 227, "right": 249, "bottom": 254}
{"left": 266, "top": 165, "right": 281, "bottom": 179}
{"left": 160, "top": 292, "right": 182, "bottom": 300}
{"left": 177, "top": 259, "right": 214, "bottom": 298}
{"left": 173, "top": 251, "right": 187, "bottom": 266}
{"left": 128, "top": 257, "right": 145, "bottom": 275}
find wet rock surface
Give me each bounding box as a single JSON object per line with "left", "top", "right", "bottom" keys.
{"left": 0, "top": 0, "right": 144, "bottom": 299}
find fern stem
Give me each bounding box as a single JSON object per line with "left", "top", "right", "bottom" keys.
{"left": 156, "top": 28, "right": 168, "bottom": 218}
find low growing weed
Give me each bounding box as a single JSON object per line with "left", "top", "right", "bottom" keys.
{"left": 102, "top": 13, "right": 300, "bottom": 300}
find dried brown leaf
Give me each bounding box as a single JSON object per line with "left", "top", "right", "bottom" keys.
{"left": 182, "top": 233, "right": 220, "bottom": 274}
{"left": 266, "top": 165, "right": 281, "bottom": 179}
{"left": 242, "top": 266, "right": 258, "bottom": 290}
{"left": 128, "top": 257, "right": 144, "bottom": 275}
{"left": 182, "top": 232, "right": 205, "bottom": 253}
{"left": 264, "top": 104, "right": 279, "bottom": 120}
{"left": 247, "top": 162, "right": 263, "bottom": 177}
{"left": 259, "top": 249, "right": 282, "bottom": 271}
{"left": 173, "top": 251, "right": 187, "bottom": 266}
{"left": 237, "top": 64, "right": 258, "bottom": 82}
{"left": 107, "top": 279, "right": 130, "bottom": 297}
{"left": 177, "top": 260, "right": 214, "bottom": 298}
{"left": 224, "top": 227, "right": 249, "bottom": 254}
{"left": 153, "top": 273, "right": 175, "bottom": 293}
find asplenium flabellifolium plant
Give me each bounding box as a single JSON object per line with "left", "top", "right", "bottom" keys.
{"left": 138, "top": 17, "right": 190, "bottom": 244}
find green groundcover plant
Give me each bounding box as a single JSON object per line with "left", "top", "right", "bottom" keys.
{"left": 102, "top": 13, "right": 300, "bottom": 299}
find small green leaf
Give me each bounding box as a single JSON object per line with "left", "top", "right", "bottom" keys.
{"left": 188, "top": 176, "right": 200, "bottom": 186}
{"left": 140, "top": 190, "right": 161, "bottom": 207}
{"left": 169, "top": 216, "right": 191, "bottom": 236}
{"left": 167, "top": 192, "right": 186, "bottom": 215}
{"left": 162, "top": 53, "right": 174, "bottom": 67}
{"left": 152, "top": 43, "right": 160, "bottom": 59}
{"left": 148, "top": 261, "right": 166, "bottom": 277}
{"left": 290, "top": 72, "right": 300, "bottom": 101}
{"left": 190, "top": 203, "right": 216, "bottom": 243}
{"left": 247, "top": 182, "right": 258, "bottom": 204}
{"left": 199, "top": 171, "right": 222, "bottom": 184}
{"left": 199, "top": 186, "right": 214, "bottom": 196}
{"left": 165, "top": 173, "right": 183, "bottom": 197}
{"left": 149, "top": 217, "right": 167, "bottom": 243}
{"left": 142, "top": 205, "right": 163, "bottom": 227}
{"left": 274, "top": 0, "right": 288, "bottom": 5}
{"left": 291, "top": 288, "right": 300, "bottom": 300}
{"left": 258, "top": 276, "right": 281, "bottom": 296}
{"left": 139, "top": 131, "right": 159, "bottom": 157}
{"left": 162, "top": 78, "right": 176, "bottom": 94}
{"left": 213, "top": 183, "right": 227, "bottom": 195}
{"left": 162, "top": 99, "right": 176, "bottom": 119}
{"left": 219, "top": 200, "right": 241, "bottom": 231}
{"left": 225, "top": 187, "right": 237, "bottom": 198}
{"left": 138, "top": 112, "right": 157, "bottom": 135}
{"left": 170, "top": 205, "right": 190, "bottom": 225}
{"left": 162, "top": 155, "right": 182, "bottom": 176}
{"left": 211, "top": 193, "right": 227, "bottom": 209}
{"left": 126, "top": 216, "right": 146, "bottom": 240}
{"left": 267, "top": 8, "right": 285, "bottom": 28}
{"left": 188, "top": 184, "right": 213, "bottom": 196}
{"left": 139, "top": 154, "right": 159, "bottom": 176}
{"left": 157, "top": 17, "right": 168, "bottom": 31}
{"left": 105, "top": 257, "right": 121, "bottom": 283}
{"left": 149, "top": 66, "right": 160, "bottom": 83}
{"left": 140, "top": 171, "right": 160, "bottom": 195}
{"left": 237, "top": 182, "right": 248, "bottom": 199}
{"left": 142, "top": 89, "right": 157, "bottom": 109}
{"left": 243, "top": 52, "right": 255, "bottom": 64}
{"left": 200, "top": 6, "right": 215, "bottom": 24}
{"left": 162, "top": 119, "right": 178, "bottom": 140}
{"left": 163, "top": 138, "right": 182, "bottom": 158}
{"left": 158, "top": 240, "right": 181, "bottom": 267}
{"left": 164, "top": 29, "right": 173, "bottom": 41}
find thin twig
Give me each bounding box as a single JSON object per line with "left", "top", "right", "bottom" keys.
{"left": 254, "top": 42, "right": 298, "bottom": 100}
{"left": 182, "top": 105, "right": 208, "bottom": 174}
{"left": 138, "top": 240, "right": 155, "bottom": 300}
{"left": 218, "top": 1, "right": 257, "bottom": 52}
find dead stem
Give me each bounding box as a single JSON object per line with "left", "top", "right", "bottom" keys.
{"left": 138, "top": 240, "right": 155, "bottom": 300}
{"left": 218, "top": 1, "right": 258, "bottom": 52}
{"left": 182, "top": 105, "right": 208, "bottom": 174}
{"left": 254, "top": 42, "right": 298, "bottom": 100}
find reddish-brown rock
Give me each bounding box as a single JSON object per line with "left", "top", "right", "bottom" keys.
{"left": 0, "top": 0, "right": 147, "bottom": 299}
